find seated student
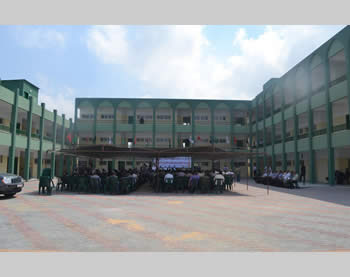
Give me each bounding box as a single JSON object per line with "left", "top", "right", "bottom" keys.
{"left": 283, "top": 171, "right": 292, "bottom": 188}
{"left": 188, "top": 171, "right": 200, "bottom": 193}
{"left": 291, "top": 171, "right": 299, "bottom": 188}
{"left": 270, "top": 171, "right": 279, "bottom": 185}
{"left": 164, "top": 171, "right": 174, "bottom": 182}
{"left": 275, "top": 171, "right": 284, "bottom": 186}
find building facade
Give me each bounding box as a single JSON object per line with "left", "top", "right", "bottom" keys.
{"left": 250, "top": 25, "right": 350, "bottom": 184}
{"left": 2, "top": 26, "right": 350, "bottom": 184}
{"left": 74, "top": 98, "right": 251, "bottom": 175}
{"left": 0, "top": 79, "right": 73, "bottom": 180}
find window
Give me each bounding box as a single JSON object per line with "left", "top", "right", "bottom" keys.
{"left": 100, "top": 114, "right": 114, "bottom": 119}
{"left": 195, "top": 115, "right": 209, "bottom": 121}
{"left": 296, "top": 67, "right": 308, "bottom": 101}
{"left": 329, "top": 48, "right": 346, "bottom": 83}
{"left": 137, "top": 114, "right": 153, "bottom": 120}
{"left": 157, "top": 114, "right": 171, "bottom": 120}
{"left": 183, "top": 116, "right": 191, "bottom": 125}
{"left": 284, "top": 76, "right": 294, "bottom": 107}
{"left": 311, "top": 60, "right": 325, "bottom": 93}
{"left": 215, "top": 115, "right": 226, "bottom": 121}
{"left": 81, "top": 114, "right": 94, "bottom": 119}
{"left": 332, "top": 97, "right": 349, "bottom": 132}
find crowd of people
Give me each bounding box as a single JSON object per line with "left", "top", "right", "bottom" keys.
{"left": 62, "top": 163, "right": 243, "bottom": 194}
{"left": 254, "top": 166, "right": 301, "bottom": 189}
{"left": 153, "top": 168, "right": 239, "bottom": 193}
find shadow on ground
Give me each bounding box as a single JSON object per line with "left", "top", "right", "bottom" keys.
{"left": 21, "top": 185, "right": 250, "bottom": 198}
{"left": 249, "top": 181, "right": 350, "bottom": 207}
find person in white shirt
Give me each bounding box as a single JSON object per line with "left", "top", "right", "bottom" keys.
{"left": 214, "top": 171, "right": 225, "bottom": 181}
{"left": 164, "top": 172, "right": 174, "bottom": 182}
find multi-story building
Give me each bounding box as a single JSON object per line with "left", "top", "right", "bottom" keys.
{"left": 0, "top": 79, "right": 73, "bottom": 179}
{"left": 250, "top": 25, "right": 350, "bottom": 184}
{"left": 74, "top": 98, "right": 251, "bottom": 175}
{"left": 2, "top": 26, "right": 350, "bottom": 185}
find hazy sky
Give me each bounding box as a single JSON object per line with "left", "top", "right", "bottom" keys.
{"left": 0, "top": 25, "right": 345, "bottom": 119}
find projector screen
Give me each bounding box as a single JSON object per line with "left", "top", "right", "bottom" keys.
{"left": 155, "top": 157, "right": 192, "bottom": 169}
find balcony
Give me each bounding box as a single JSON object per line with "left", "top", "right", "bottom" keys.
{"left": 298, "top": 133, "right": 309, "bottom": 140}
{"left": 333, "top": 123, "right": 350, "bottom": 133}
{"left": 0, "top": 124, "right": 10, "bottom": 132}
{"left": 16, "top": 129, "right": 27, "bottom": 136}
{"left": 313, "top": 128, "right": 327, "bottom": 136}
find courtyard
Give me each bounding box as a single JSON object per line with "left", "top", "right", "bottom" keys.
{"left": 1, "top": 180, "right": 350, "bottom": 252}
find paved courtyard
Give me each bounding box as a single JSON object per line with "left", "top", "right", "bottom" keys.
{"left": 1, "top": 180, "right": 350, "bottom": 252}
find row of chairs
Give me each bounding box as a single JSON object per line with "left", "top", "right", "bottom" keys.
{"left": 54, "top": 175, "right": 137, "bottom": 194}
{"left": 154, "top": 175, "right": 234, "bottom": 194}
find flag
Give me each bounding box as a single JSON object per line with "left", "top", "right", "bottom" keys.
{"left": 197, "top": 135, "right": 201, "bottom": 140}
{"left": 66, "top": 133, "right": 72, "bottom": 144}
{"left": 233, "top": 136, "right": 237, "bottom": 145}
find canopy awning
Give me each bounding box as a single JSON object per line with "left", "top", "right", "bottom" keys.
{"left": 55, "top": 144, "right": 264, "bottom": 160}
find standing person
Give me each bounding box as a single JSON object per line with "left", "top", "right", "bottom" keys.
{"left": 300, "top": 163, "right": 306, "bottom": 185}
{"left": 236, "top": 166, "right": 241, "bottom": 183}
{"left": 253, "top": 164, "right": 257, "bottom": 177}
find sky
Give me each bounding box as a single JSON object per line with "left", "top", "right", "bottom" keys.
{"left": 0, "top": 25, "right": 345, "bottom": 119}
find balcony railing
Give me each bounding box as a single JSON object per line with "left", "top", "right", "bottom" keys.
{"left": 0, "top": 124, "right": 10, "bottom": 132}
{"left": 44, "top": 135, "right": 53, "bottom": 141}
{"left": 274, "top": 138, "right": 282, "bottom": 144}
{"left": 31, "top": 133, "right": 40, "bottom": 139}
{"left": 333, "top": 123, "right": 349, "bottom": 133}
{"left": 16, "top": 129, "right": 27, "bottom": 136}
{"left": 285, "top": 136, "right": 294, "bottom": 142}
{"left": 313, "top": 128, "right": 327, "bottom": 136}
{"left": 298, "top": 133, "right": 309, "bottom": 139}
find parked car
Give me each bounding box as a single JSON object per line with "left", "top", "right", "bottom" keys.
{"left": 0, "top": 173, "right": 24, "bottom": 197}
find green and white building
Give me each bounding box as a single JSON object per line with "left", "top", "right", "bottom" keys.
{"left": 0, "top": 79, "right": 73, "bottom": 180}
{"left": 2, "top": 25, "right": 350, "bottom": 184}
{"left": 74, "top": 98, "right": 251, "bottom": 175}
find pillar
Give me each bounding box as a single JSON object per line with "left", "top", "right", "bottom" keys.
{"left": 132, "top": 105, "right": 136, "bottom": 168}
{"left": 271, "top": 93, "right": 276, "bottom": 171}
{"left": 51, "top": 110, "right": 57, "bottom": 178}
{"left": 112, "top": 104, "right": 117, "bottom": 169}
{"left": 172, "top": 105, "right": 176, "bottom": 148}
{"left": 281, "top": 87, "right": 287, "bottom": 171}
{"left": 152, "top": 105, "right": 156, "bottom": 148}
{"left": 325, "top": 54, "right": 335, "bottom": 185}
{"left": 263, "top": 93, "right": 267, "bottom": 168}
{"left": 59, "top": 114, "right": 65, "bottom": 176}
{"left": 293, "top": 75, "right": 299, "bottom": 174}
{"left": 8, "top": 88, "right": 19, "bottom": 174}
{"left": 37, "top": 103, "right": 45, "bottom": 178}
{"left": 24, "top": 96, "right": 33, "bottom": 180}
{"left": 67, "top": 118, "right": 73, "bottom": 174}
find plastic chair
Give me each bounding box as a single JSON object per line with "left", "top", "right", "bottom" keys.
{"left": 77, "top": 176, "right": 89, "bottom": 193}
{"left": 189, "top": 177, "right": 199, "bottom": 193}
{"left": 164, "top": 178, "right": 174, "bottom": 192}
{"left": 39, "top": 176, "right": 52, "bottom": 195}
{"left": 108, "top": 176, "right": 120, "bottom": 194}
{"left": 213, "top": 178, "right": 224, "bottom": 194}
{"left": 199, "top": 176, "right": 210, "bottom": 193}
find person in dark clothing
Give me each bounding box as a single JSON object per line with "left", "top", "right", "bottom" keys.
{"left": 345, "top": 168, "right": 350, "bottom": 184}
{"left": 139, "top": 117, "right": 144, "bottom": 124}
{"left": 300, "top": 164, "right": 306, "bottom": 184}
